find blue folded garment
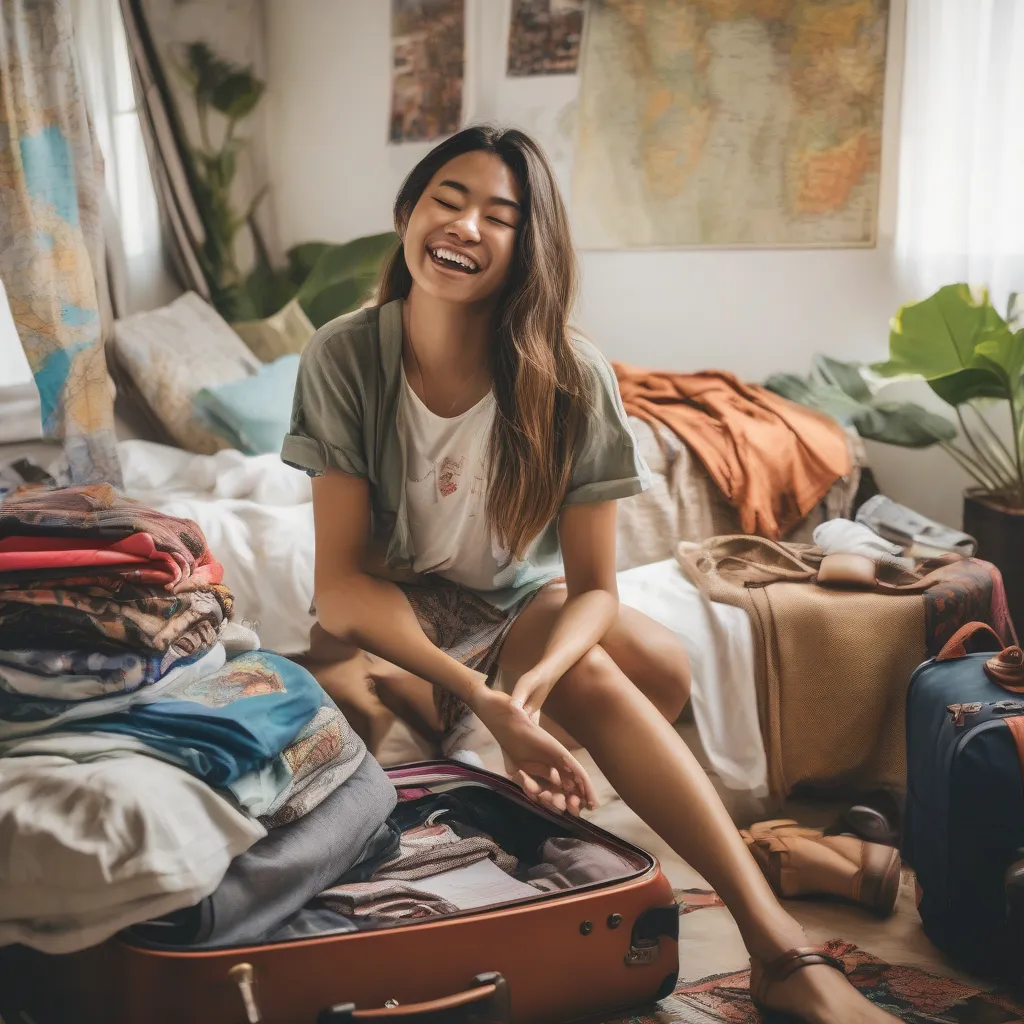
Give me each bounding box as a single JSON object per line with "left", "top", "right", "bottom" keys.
{"left": 194, "top": 354, "right": 300, "bottom": 455}
{"left": 70, "top": 650, "right": 323, "bottom": 785}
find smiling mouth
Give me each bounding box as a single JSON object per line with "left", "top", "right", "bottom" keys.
{"left": 427, "top": 244, "right": 481, "bottom": 274}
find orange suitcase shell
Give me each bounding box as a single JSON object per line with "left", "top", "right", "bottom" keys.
{"left": 0, "top": 762, "right": 679, "bottom": 1024}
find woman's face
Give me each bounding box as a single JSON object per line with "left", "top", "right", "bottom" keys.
{"left": 402, "top": 150, "right": 524, "bottom": 306}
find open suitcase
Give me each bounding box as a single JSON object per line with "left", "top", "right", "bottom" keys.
{"left": 0, "top": 761, "right": 679, "bottom": 1024}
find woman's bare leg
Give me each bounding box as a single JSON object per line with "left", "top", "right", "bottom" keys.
{"left": 367, "top": 656, "right": 445, "bottom": 745}
{"left": 295, "top": 625, "right": 396, "bottom": 754}
{"left": 368, "top": 584, "right": 691, "bottom": 748}
{"left": 498, "top": 603, "right": 896, "bottom": 1024}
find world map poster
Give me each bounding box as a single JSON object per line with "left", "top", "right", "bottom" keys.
{"left": 572, "top": 0, "right": 890, "bottom": 249}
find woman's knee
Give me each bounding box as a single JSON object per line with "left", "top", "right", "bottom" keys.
{"left": 644, "top": 635, "right": 691, "bottom": 722}
{"left": 366, "top": 657, "right": 443, "bottom": 737}
{"left": 607, "top": 619, "right": 691, "bottom": 723}
{"left": 551, "top": 645, "right": 635, "bottom": 720}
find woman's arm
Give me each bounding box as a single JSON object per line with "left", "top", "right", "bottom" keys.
{"left": 509, "top": 500, "right": 620, "bottom": 714}
{"left": 312, "top": 469, "right": 597, "bottom": 811}
{"left": 312, "top": 471, "right": 489, "bottom": 707}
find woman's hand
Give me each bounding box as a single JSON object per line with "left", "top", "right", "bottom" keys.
{"left": 469, "top": 687, "right": 597, "bottom": 816}
{"left": 508, "top": 664, "right": 560, "bottom": 717}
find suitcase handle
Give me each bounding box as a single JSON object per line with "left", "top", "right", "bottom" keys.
{"left": 937, "top": 622, "right": 1006, "bottom": 662}
{"left": 316, "top": 972, "right": 510, "bottom": 1023}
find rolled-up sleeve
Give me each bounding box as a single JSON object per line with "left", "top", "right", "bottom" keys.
{"left": 281, "top": 327, "right": 368, "bottom": 478}
{"left": 563, "top": 342, "right": 651, "bottom": 506}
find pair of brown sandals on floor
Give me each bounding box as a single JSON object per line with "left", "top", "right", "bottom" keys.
{"left": 741, "top": 792, "right": 903, "bottom": 1020}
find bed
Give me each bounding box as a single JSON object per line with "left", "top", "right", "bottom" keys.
{"left": 0, "top": 291, "right": 863, "bottom": 804}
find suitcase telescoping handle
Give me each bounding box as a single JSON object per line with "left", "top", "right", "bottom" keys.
{"left": 316, "top": 972, "right": 511, "bottom": 1023}
{"left": 937, "top": 622, "right": 1024, "bottom": 692}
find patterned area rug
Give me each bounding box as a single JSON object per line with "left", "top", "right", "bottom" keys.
{"left": 601, "top": 935, "right": 1024, "bottom": 1024}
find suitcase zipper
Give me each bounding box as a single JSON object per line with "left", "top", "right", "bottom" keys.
{"left": 952, "top": 703, "right": 1024, "bottom": 759}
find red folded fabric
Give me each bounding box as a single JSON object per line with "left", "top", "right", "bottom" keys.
{"left": 0, "top": 533, "right": 225, "bottom": 589}
{"left": 0, "top": 485, "right": 224, "bottom": 590}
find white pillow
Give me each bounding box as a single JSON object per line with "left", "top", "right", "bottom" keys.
{"left": 111, "top": 292, "right": 261, "bottom": 454}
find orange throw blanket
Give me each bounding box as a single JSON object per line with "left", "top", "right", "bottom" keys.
{"left": 613, "top": 366, "right": 851, "bottom": 540}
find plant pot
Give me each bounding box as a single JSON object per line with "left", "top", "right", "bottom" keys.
{"left": 963, "top": 491, "right": 1024, "bottom": 636}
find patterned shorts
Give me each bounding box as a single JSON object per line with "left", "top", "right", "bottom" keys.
{"left": 396, "top": 578, "right": 556, "bottom": 730}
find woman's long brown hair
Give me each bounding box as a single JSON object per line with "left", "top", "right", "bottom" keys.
{"left": 378, "top": 126, "right": 593, "bottom": 560}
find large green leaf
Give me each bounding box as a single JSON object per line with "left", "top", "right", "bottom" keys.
{"left": 814, "top": 355, "right": 872, "bottom": 403}
{"left": 301, "top": 270, "right": 381, "bottom": 330}
{"left": 238, "top": 263, "right": 297, "bottom": 321}
{"left": 765, "top": 364, "right": 956, "bottom": 448}
{"left": 974, "top": 326, "right": 1024, "bottom": 401}
{"left": 295, "top": 232, "right": 399, "bottom": 327}
{"left": 764, "top": 373, "right": 863, "bottom": 426}
{"left": 286, "top": 243, "right": 331, "bottom": 286}
{"left": 234, "top": 233, "right": 399, "bottom": 328}
{"left": 866, "top": 401, "right": 957, "bottom": 447}
{"left": 873, "top": 284, "right": 1010, "bottom": 406}
{"left": 927, "top": 367, "right": 1008, "bottom": 406}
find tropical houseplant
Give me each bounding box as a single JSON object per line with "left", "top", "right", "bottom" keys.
{"left": 172, "top": 42, "right": 397, "bottom": 347}
{"left": 872, "top": 284, "right": 1023, "bottom": 624}
{"left": 766, "top": 283, "right": 1023, "bottom": 626}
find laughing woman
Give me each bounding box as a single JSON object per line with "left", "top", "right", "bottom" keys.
{"left": 283, "top": 126, "right": 896, "bottom": 1024}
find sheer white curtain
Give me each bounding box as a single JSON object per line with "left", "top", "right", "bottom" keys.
{"left": 71, "top": 0, "right": 178, "bottom": 315}
{"left": 896, "top": 0, "right": 1024, "bottom": 314}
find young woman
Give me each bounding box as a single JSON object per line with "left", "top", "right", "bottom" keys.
{"left": 283, "top": 126, "right": 896, "bottom": 1024}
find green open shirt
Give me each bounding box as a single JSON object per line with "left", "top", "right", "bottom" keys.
{"left": 281, "top": 299, "right": 650, "bottom": 609}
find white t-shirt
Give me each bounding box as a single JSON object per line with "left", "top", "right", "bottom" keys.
{"left": 401, "top": 370, "right": 508, "bottom": 590}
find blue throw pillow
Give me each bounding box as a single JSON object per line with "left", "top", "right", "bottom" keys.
{"left": 194, "top": 354, "right": 300, "bottom": 455}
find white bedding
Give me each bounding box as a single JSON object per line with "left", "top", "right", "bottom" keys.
{"left": 118, "top": 440, "right": 318, "bottom": 657}
{"left": 114, "top": 441, "right": 767, "bottom": 794}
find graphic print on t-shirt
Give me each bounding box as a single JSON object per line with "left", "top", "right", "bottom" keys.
{"left": 438, "top": 455, "right": 464, "bottom": 497}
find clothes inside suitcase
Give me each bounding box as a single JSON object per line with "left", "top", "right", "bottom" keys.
{"left": 0, "top": 762, "right": 680, "bottom": 1024}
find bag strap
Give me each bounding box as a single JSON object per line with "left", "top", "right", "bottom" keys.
{"left": 1006, "top": 718, "right": 1024, "bottom": 788}
{"left": 937, "top": 622, "right": 1006, "bottom": 662}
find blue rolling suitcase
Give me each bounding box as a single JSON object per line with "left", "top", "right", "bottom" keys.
{"left": 903, "top": 621, "right": 1024, "bottom": 978}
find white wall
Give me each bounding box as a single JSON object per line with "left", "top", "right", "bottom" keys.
{"left": 264, "top": 0, "right": 976, "bottom": 527}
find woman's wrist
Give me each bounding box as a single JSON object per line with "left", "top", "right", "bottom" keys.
{"left": 465, "top": 676, "right": 502, "bottom": 718}
{"left": 451, "top": 664, "right": 491, "bottom": 713}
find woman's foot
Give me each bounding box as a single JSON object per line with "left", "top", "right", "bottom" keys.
{"left": 749, "top": 948, "right": 900, "bottom": 1023}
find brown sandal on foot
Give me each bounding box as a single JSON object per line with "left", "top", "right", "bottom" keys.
{"left": 750, "top": 946, "right": 848, "bottom": 1022}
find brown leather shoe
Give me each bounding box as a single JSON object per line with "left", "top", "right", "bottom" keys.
{"left": 741, "top": 819, "right": 902, "bottom": 917}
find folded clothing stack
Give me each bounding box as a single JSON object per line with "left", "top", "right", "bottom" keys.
{"left": 0, "top": 484, "right": 389, "bottom": 953}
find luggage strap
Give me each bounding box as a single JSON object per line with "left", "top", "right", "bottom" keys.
{"left": 937, "top": 622, "right": 1024, "bottom": 693}
{"left": 1007, "top": 719, "right": 1024, "bottom": 793}
{"left": 938, "top": 622, "right": 1006, "bottom": 661}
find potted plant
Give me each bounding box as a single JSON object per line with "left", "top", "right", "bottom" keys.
{"left": 872, "top": 284, "right": 1024, "bottom": 626}
{"left": 172, "top": 42, "right": 397, "bottom": 350}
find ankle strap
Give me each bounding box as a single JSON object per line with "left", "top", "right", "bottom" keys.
{"left": 754, "top": 947, "right": 847, "bottom": 1005}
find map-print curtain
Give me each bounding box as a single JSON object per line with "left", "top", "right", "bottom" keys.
{"left": 0, "top": 0, "right": 122, "bottom": 486}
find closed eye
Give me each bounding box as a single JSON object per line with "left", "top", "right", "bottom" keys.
{"left": 488, "top": 216, "right": 516, "bottom": 228}
{"left": 434, "top": 198, "right": 458, "bottom": 211}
